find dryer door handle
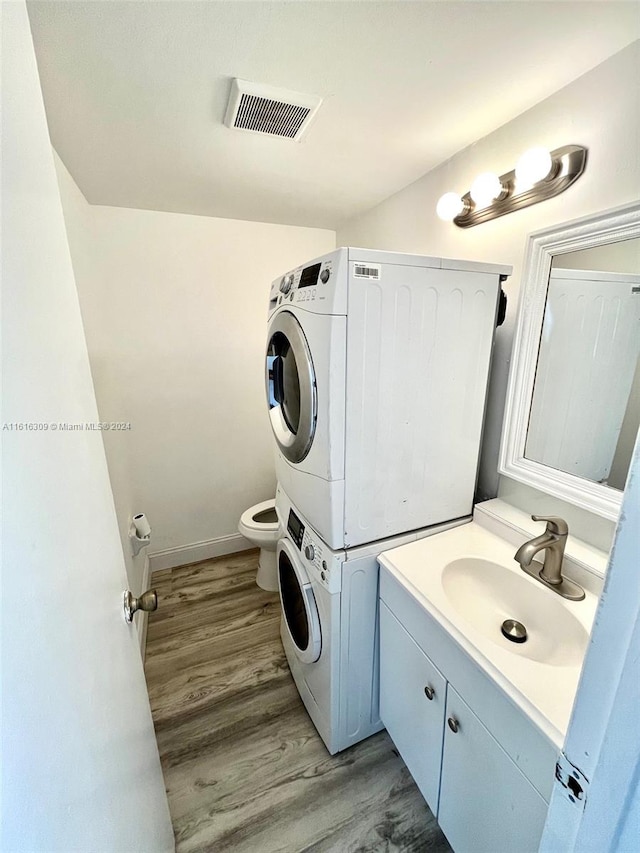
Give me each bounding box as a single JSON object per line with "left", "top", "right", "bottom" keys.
{"left": 272, "top": 355, "right": 284, "bottom": 408}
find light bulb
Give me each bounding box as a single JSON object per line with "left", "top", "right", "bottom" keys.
{"left": 436, "top": 192, "right": 465, "bottom": 221}
{"left": 469, "top": 172, "right": 503, "bottom": 208}
{"left": 515, "top": 147, "right": 553, "bottom": 189}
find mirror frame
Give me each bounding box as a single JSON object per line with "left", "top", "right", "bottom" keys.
{"left": 499, "top": 200, "right": 640, "bottom": 521}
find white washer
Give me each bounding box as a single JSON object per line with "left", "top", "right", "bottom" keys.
{"left": 276, "top": 485, "right": 465, "bottom": 754}
{"left": 266, "top": 247, "right": 511, "bottom": 550}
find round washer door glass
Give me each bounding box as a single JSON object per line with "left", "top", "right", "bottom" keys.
{"left": 266, "top": 311, "right": 317, "bottom": 463}
{"left": 278, "top": 543, "right": 321, "bottom": 664}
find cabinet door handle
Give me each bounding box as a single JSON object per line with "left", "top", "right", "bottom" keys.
{"left": 424, "top": 685, "right": 435, "bottom": 701}
{"left": 447, "top": 716, "right": 460, "bottom": 733}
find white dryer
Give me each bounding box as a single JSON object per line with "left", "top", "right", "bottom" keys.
{"left": 266, "top": 250, "right": 348, "bottom": 544}
{"left": 276, "top": 484, "right": 464, "bottom": 754}
{"left": 266, "top": 247, "right": 511, "bottom": 550}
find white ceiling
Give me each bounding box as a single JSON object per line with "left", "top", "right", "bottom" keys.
{"left": 27, "top": 1, "right": 640, "bottom": 229}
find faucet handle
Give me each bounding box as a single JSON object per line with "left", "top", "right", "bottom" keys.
{"left": 531, "top": 515, "right": 568, "bottom": 536}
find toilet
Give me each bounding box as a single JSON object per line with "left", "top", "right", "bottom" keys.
{"left": 238, "top": 499, "right": 281, "bottom": 591}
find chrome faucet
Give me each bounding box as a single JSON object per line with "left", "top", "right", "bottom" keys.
{"left": 514, "top": 515, "right": 585, "bottom": 601}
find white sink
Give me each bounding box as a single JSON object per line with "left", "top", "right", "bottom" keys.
{"left": 379, "top": 519, "right": 599, "bottom": 745}
{"left": 441, "top": 557, "right": 589, "bottom": 667}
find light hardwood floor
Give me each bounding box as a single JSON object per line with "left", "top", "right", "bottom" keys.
{"left": 144, "top": 550, "right": 452, "bottom": 853}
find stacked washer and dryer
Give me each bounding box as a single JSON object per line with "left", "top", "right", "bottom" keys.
{"left": 265, "top": 247, "right": 510, "bottom": 754}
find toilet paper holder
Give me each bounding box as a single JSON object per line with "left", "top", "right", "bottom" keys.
{"left": 129, "top": 513, "right": 151, "bottom": 557}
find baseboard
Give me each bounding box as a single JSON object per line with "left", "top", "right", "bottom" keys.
{"left": 136, "top": 553, "right": 151, "bottom": 660}
{"left": 148, "top": 532, "right": 253, "bottom": 573}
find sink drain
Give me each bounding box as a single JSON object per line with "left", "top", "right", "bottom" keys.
{"left": 501, "top": 619, "right": 528, "bottom": 644}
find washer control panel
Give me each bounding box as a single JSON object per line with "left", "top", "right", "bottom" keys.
{"left": 287, "top": 509, "right": 305, "bottom": 550}
{"left": 300, "top": 528, "right": 341, "bottom": 594}
{"left": 277, "top": 483, "right": 342, "bottom": 594}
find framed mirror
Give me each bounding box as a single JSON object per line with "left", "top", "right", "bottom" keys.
{"left": 499, "top": 201, "right": 640, "bottom": 520}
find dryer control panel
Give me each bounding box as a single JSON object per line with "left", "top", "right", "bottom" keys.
{"left": 268, "top": 248, "right": 348, "bottom": 317}
{"left": 279, "top": 260, "right": 329, "bottom": 307}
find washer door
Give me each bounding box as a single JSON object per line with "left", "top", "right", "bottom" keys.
{"left": 266, "top": 310, "right": 317, "bottom": 464}
{"left": 277, "top": 539, "right": 321, "bottom": 664}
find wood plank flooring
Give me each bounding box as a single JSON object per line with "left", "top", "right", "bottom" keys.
{"left": 144, "top": 550, "right": 452, "bottom": 853}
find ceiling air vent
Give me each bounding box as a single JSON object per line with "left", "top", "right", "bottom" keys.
{"left": 224, "top": 79, "right": 322, "bottom": 142}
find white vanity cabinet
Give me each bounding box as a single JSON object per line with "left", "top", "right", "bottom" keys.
{"left": 379, "top": 573, "right": 557, "bottom": 853}
{"left": 439, "top": 686, "right": 547, "bottom": 853}
{"left": 379, "top": 603, "right": 446, "bottom": 811}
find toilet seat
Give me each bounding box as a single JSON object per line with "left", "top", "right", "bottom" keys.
{"left": 239, "top": 499, "right": 279, "bottom": 533}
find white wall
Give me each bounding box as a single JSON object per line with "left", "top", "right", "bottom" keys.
{"left": 55, "top": 157, "right": 335, "bottom": 580}
{"left": 337, "top": 41, "right": 640, "bottom": 550}
{"left": 55, "top": 156, "right": 143, "bottom": 590}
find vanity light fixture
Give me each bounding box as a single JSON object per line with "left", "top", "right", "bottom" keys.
{"left": 437, "top": 145, "right": 587, "bottom": 228}
{"left": 469, "top": 171, "right": 507, "bottom": 208}
{"left": 514, "top": 147, "right": 554, "bottom": 189}
{"left": 436, "top": 192, "right": 469, "bottom": 221}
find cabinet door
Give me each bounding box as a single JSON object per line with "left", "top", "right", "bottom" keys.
{"left": 380, "top": 602, "right": 446, "bottom": 813}
{"left": 439, "top": 686, "right": 548, "bottom": 853}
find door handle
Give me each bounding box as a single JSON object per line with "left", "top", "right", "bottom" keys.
{"left": 124, "top": 589, "right": 158, "bottom": 623}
